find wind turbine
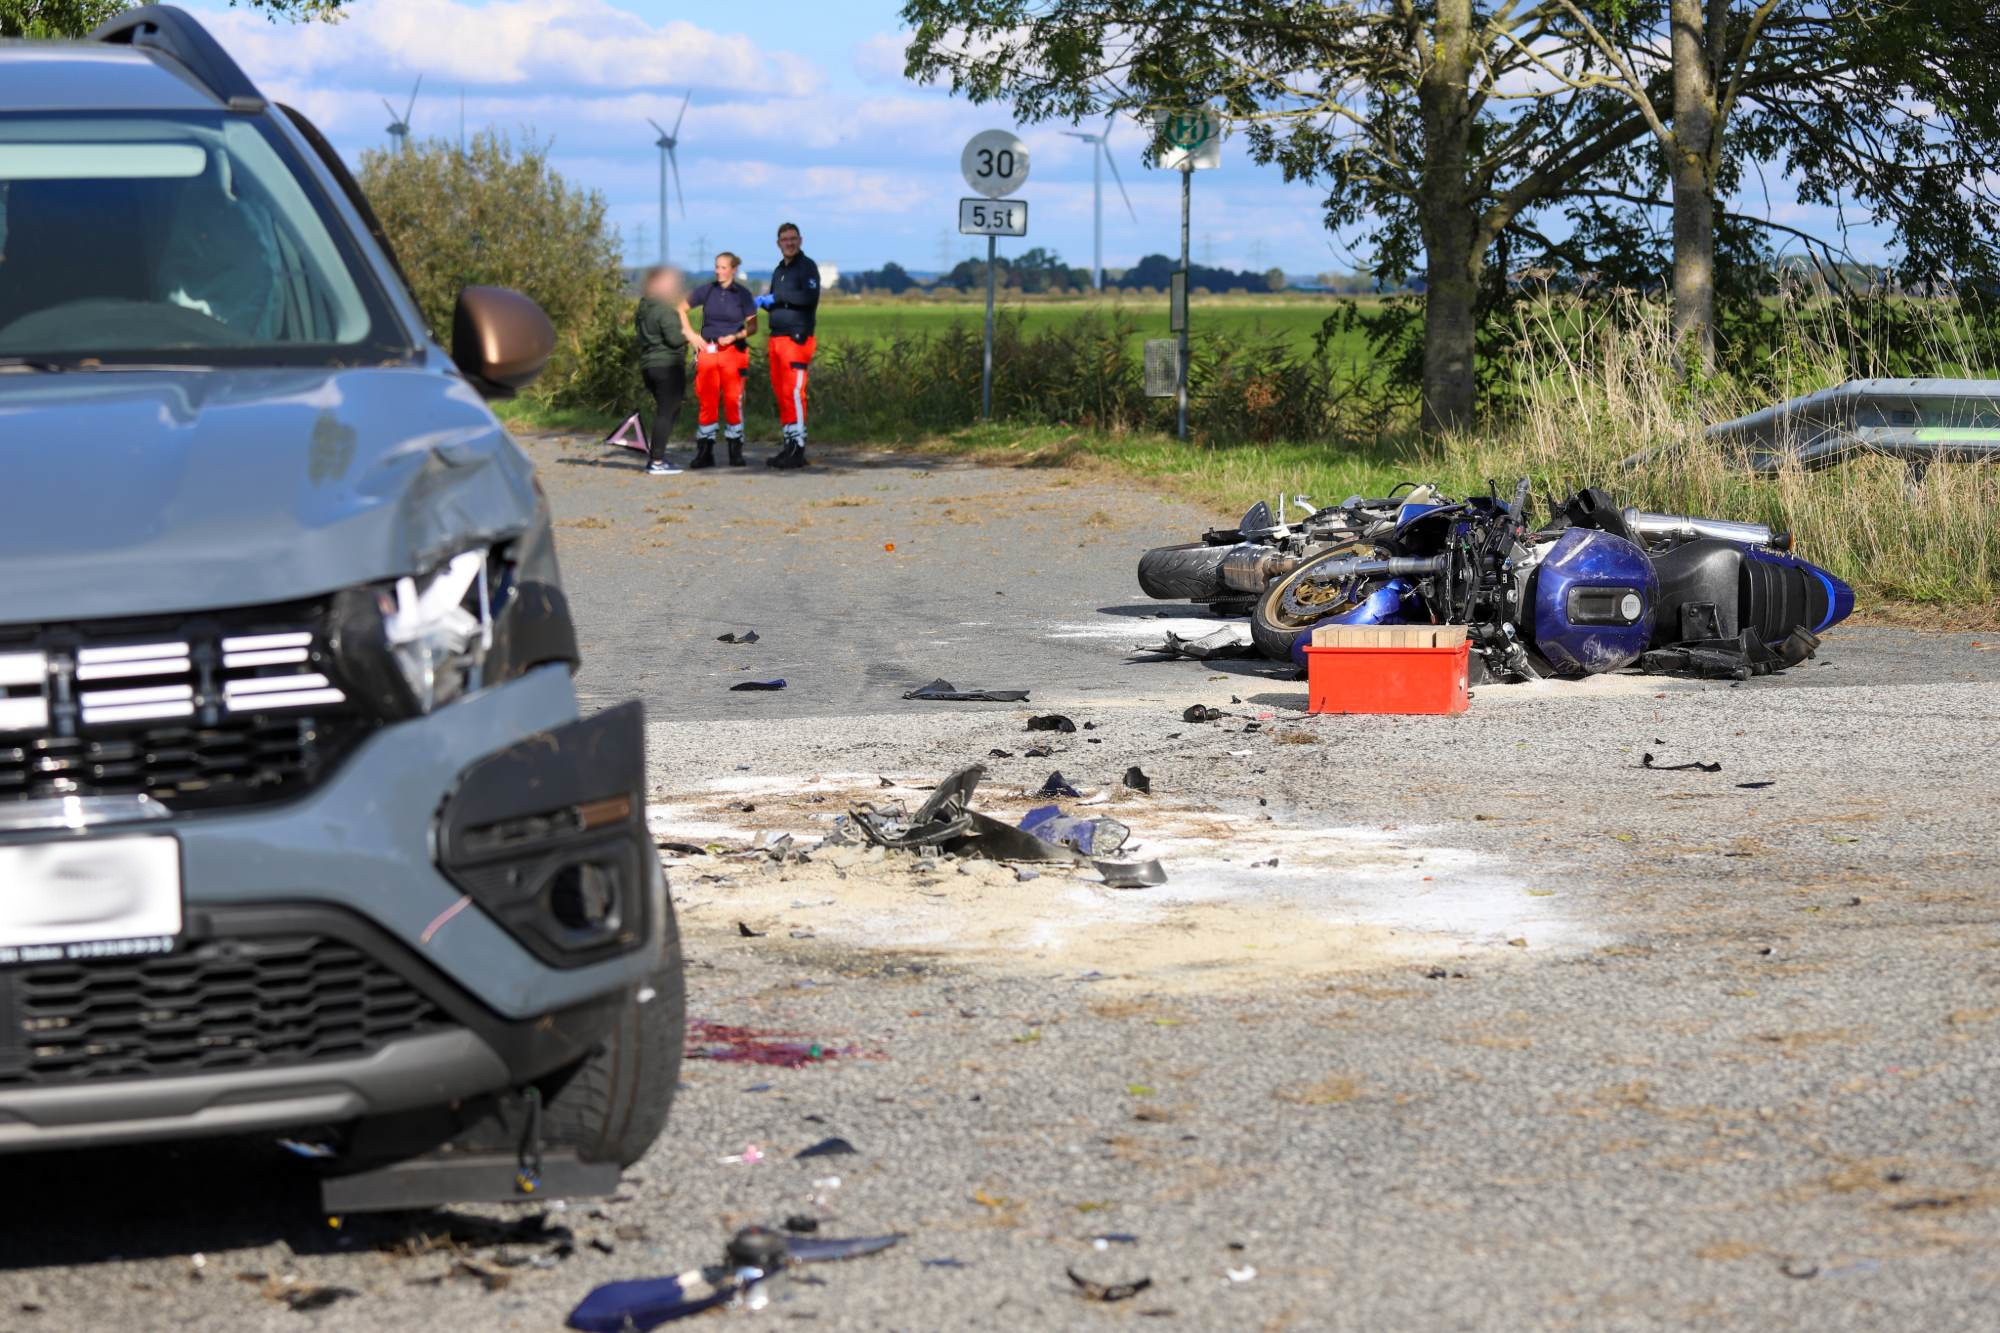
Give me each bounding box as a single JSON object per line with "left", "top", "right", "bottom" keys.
{"left": 1061, "top": 111, "right": 1136, "bottom": 291}
{"left": 646, "top": 92, "right": 691, "bottom": 267}
{"left": 383, "top": 75, "right": 422, "bottom": 155}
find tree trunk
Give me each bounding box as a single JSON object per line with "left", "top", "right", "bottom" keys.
{"left": 1416, "top": 0, "right": 1480, "bottom": 435}
{"left": 1670, "top": 0, "right": 1718, "bottom": 368}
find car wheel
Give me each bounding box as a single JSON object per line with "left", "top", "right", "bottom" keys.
{"left": 535, "top": 894, "right": 686, "bottom": 1167}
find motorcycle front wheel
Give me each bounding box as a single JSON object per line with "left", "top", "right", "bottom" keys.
{"left": 1250, "top": 541, "right": 1380, "bottom": 660}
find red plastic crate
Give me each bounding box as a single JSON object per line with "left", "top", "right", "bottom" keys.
{"left": 1305, "top": 626, "right": 1471, "bottom": 715}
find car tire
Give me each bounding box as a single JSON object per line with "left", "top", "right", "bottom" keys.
{"left": 535, "top": 894, "right": 686, "bottom": 1168}
{"left": 1250, "top": 541, "right": 1373, "bottom": 661}
{"left": 1137, "top": 542, "right": 1233, "bottom": 602}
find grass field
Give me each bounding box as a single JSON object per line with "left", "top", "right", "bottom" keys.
{"left": 813, "top": 292, "right": 1383, "bottom": 363}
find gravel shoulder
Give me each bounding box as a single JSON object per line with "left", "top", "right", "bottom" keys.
{"left": 4, "top": 435, "right": 1998, "bottom": 1331}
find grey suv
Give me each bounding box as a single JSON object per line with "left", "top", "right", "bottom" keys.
{"left": 0, "top": 7, "right": 681, "bottom": 1209}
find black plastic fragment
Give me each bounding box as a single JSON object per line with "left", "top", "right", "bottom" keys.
{"left": 737, "top": 922, "right": 765, "bottom": 938}
{"left": 1027, "top": 714, "right": 1077, "bottom": 733}
{"left": 1122, "top": 767, "right": 1151, "bottom": 794}
{"left": 794, "top": 1136, "right": 857, "bottom": 1159}
{"left": 1068, "top": 1268, "right": 1154, "bottom": 1302}
{"left": 1641, "top": 752, "right": 1722, "bottom": 773}
{"left": 1037, "top": 772, "right": 1083, "bottom": 798}
{"left": 903, "top": 678, "right": 1032, "bottom": 703}
{"left": 716, "top": 630, "right": 760, "bottom": 644}
{"left": 730, "top": 680, "right": 786, "bottom": 692}
{"left": 1182, "top": 705, "right": 1224, "bottom": 723}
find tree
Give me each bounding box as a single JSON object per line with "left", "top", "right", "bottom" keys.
{"left": 1264, "top": 267, "right": 1287, "bottom": 293}
{"left": 1, "top": 0, "right": 348, "bottom": 38}
{"left": 844, "top": 261, "right": 918, "bottom": 294}
{"left": 905, "top": 2, "right": 1676, "bottom": 433}
{"left": 1534, "top": 2, "right": 2000, "bottom": 364}
{"left": 360, "top": 131, "right": 622, "bottom": 358}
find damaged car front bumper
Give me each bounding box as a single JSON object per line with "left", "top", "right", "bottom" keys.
{"left": 0, "top": 665, "right": 663, "bottom": 1152}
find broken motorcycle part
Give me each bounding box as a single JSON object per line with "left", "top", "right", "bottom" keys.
{"left": 903, "top": 679, "right": 1032, "bottom": 703}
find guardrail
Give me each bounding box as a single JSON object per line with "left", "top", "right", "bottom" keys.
{"left": 1704, "top": 378, "right": 2000, "bottom": 472}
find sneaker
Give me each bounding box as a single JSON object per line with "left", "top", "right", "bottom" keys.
{"left": 647, "top": 460, "right": 681, "bottom": 475}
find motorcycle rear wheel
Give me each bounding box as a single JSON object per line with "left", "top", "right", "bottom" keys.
{"left": 1137, "top": 541, "right": 1233, "bottom": 602}
{"left": 1250, "top": 540, "right": 1378, "bottom": 660}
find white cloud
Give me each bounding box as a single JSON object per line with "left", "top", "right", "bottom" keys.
{"left": 851, "top": 31, "right": 910, "bottom": 87}
{"left": 191, "top": 0, "right": 821, "bottom": 97}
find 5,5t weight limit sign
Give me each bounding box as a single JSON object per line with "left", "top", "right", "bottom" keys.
{"left": 961, "top": 129, "right": 1030, "bottom": 198}
{"left": 958, "top": 198, "right": 1027, "bottom": 236}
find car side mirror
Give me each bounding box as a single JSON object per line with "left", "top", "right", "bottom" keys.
{"left": 451, "top": 286, "right": 555, "bottom": 399}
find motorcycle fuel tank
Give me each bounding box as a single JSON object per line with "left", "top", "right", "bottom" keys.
{"left": 1530, "top": 528, "right": 1659, "bottom": 675}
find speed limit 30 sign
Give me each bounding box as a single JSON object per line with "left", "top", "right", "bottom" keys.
{"left": 961, "top": 129, "right": 1029, "bottom": 198}
{"left": 958, "top": 198, "right": 1027, "bottom": 236}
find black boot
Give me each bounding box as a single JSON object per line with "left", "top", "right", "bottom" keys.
{"left": 726, "top": 436, "right": 746, "bottom": 467}
{"left": 690, "top": 438, "right": 716, "bottom": 469}
{"left": 775, "top": 438, "right": 807, "bottom": 470}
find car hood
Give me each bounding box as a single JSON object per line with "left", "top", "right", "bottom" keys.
{"left": 0, "top": 366, "right": 541, "bottom": 623}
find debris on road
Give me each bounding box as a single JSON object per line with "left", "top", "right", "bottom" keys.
{"left": 1026, "top": 714, "right": 1078, "bottom": 733}
{"left": 1123, "top": 766, "right": 1152, "bottom": 794}
{"left": 730, "top": 680, "right": 787, "bottom": 692}
{"left": 716, "top": 630, "right": 761, "bottom": 644}
{"left": 848, "top": 764, "right": 1165, "bottom": 888}
{"left": 567, "top": 1227, "right": 902, "bottom": 1331}
{"left": 1036, "top": 771, "right": 1083, "bottom": 798}
{"left": 1136, "top": 627, "right": 1259, "bottom": 660}
{"left": 1019, "top": 805, "right": 1129, "bottom": 857}
{"left": 1182, "top": 704, "right": 1226, "bottom": 723}
{"left": 1067, "top": 1267, "right": 1153, "bottom": 1302}
{"left": 794, "top": 1137, "right": 857, "bottom": 1160}
{"left": 903, "top": 679, "right": 1032, "bottom": 702}
{"left": 1641, "top": 753, "right": 1723, "bottom": 773}
{"left": 737, "top": 922, "right": 766, "bottom": 938}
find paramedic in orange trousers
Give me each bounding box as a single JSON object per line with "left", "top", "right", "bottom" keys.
{"left": 677, "top": 251, "right": 758, "bottom": 467}
{"left": 758, "top": 221, "right": 819, "bottom": 469}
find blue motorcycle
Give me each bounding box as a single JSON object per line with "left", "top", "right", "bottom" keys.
{"left": 1249, "top": 481, "right": 1854, "bottom": 681}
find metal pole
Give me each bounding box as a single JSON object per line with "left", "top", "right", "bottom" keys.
{"left": 657, "top": 148, "right": 668, "bottom": 265}
{"left": 1092, "top": 143, "right": 1104, "bottom": 291}
{"left": 1176, "top": 165, "right": 1190, "bottom": 441}
{"left": 983, "top": 233, "right": 996, "bottom": 419}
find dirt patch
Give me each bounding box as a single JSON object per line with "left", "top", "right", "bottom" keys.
{"left": 650, "top": 772, "right": 1601, "bottom": 993}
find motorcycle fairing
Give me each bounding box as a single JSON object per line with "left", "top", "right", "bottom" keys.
{"left": 1529, "top": 528, "right": 1658, "bottom": 675}
{"left": 1649, "top": 538, "right": 1855, "bottom": 648}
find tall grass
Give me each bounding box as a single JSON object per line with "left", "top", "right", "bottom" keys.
{"left": 1451, "top": 292, "right": 2000, "bottom": 606}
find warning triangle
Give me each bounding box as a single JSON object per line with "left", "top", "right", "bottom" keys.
{"left": 601, "top": 411, "right": 649, "bottom": 453}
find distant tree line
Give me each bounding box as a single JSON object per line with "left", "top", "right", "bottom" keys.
{"left": 838, "top": 251, "right": 1296, "bottom": 294}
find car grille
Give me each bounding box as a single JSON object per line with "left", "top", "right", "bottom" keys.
{"left": 0, "top": 600, "right": 372, "bottom": 812}
{"left": 0, "top": 936, "right": 453, "bottom": 1088}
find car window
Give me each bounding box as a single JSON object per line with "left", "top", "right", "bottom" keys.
{"left": 0, "top": 112, "right": 411, "bottom": 366}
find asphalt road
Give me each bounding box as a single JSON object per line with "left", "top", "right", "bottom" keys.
{"left": 5, "top": 433, "right": 2000, "bottom": 1331}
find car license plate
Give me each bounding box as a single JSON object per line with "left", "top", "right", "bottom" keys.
{"left": 0, "top": 835, "right": 181, "bottom": 965}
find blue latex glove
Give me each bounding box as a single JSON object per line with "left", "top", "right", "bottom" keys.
{"left": 755, "top": 293, "right": 776, "bottom": 309}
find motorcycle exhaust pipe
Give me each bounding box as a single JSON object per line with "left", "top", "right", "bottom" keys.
{"left": 1220, "top": 543, "right": 1305, "bottom": 593}
{"left": 1622, "top": 508, "right": 1791, "bottom": 551}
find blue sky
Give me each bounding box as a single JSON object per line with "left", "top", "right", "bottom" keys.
{"left": 184, "top": 0, "right": 1886, "bottom": 282}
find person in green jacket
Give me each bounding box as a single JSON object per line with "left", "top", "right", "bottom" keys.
{"left": 634, "top": 266, "right": 689, "bottom": 475}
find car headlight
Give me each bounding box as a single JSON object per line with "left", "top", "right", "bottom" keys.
{"left": 385, "top": 550, "right": 494, "bottom": 712}
{"left": 327, "top": 548, "right": 511, "bottom": 719}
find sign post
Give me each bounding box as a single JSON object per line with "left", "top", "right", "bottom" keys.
{"left": 961, "top": 130, "right": 1031, "bottom": 420}
{"left": 1155, "top": 109, "right": 1222, "bottom": 440}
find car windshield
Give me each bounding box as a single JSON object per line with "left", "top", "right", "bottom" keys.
{"left": 0, "top": 111, "right": 410, "bottom": 367}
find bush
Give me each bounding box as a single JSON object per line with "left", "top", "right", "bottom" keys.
{"left": 358, "top": 132, "right": 633, "bottom": 413}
